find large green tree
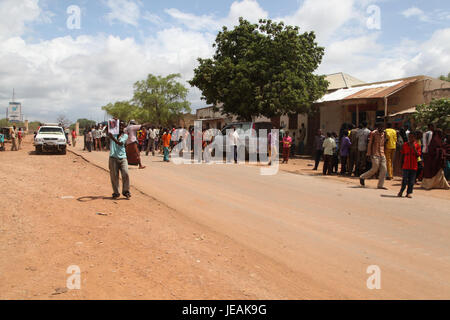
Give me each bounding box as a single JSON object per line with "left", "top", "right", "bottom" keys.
{"left": 73, "top": 118, "right": 97, "bottom": 129}
{"left": 102, "top": 74, "right": 191, "bottom": 126}
{"left": 414, "top": 98, "right": 450, "bottom": 131}
{"left": 439, "top": 72, "right": 450, "bottom": 82}
{"left": 102, "top": 101, "right": 138, "bottom": 123}
{"left": 189, "top": 18, "right": 328, "bottom": 121}
{"left": 133, "top": 73, "right": 191, "bottom": 126}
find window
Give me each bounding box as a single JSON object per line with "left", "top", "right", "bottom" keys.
{"left": 352, "top": 112, "right": 367, "bottom": 125}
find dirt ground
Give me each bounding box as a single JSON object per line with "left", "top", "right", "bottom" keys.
{"left": 1, "top": 137, "right": 449, "bottom": 300}
{"left": 0, "top": 138, "right": 313, "bottom": 299}
{"left": 273, "top": 156, "right": 449, "bottom": 200}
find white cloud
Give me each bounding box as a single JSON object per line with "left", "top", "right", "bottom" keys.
{"left": 105, "top": 0, "right": 141, "bottom": 27}
{"left": 318, "top": 28, "right": 450, "bottom": 82}
{"left": 1, "top": 0, "right": 449, "bottom": 123}
{"left": 165, "top": 8, "right": 217, "bottom": 31}
{"left": 142, "top": 11, "right": 163, "bottom": 25}
{"left": 280, "top": 0, "right": 355, "bottom": 42}
{"left": 0, "top": 28, "right": 215, "bottom": 122}
{"left": 401, "top": 7, "right": 429, "bottom": 22}
{"left": 0, "top": 0, "right": 53, "bottom": 40}
{"left": 165, "top": 0, "right": 268, "bottom": 31}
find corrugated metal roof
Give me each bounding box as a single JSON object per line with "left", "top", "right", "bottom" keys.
{"left": 388, "top": 107, "right": 416, "bottom": 117}
{"left": 325, "top": 73, "right": 366, "bottom": 90}
{"left": 317, "top": 79, "right": 417, "bottom": 103}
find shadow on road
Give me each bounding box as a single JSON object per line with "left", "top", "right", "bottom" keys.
{"left": 77, "top": 196, "right": 128, "bottom": 202}
{"left": 380, "top": 194, "right": 402, "bottom": 198}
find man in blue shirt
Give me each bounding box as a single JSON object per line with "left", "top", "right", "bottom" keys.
{"left": 108, "top": 121, "right": 131, "bottom": 199}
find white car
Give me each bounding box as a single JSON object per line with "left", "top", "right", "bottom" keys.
{"left": 34, "top": 125, "right": 67, "bottom": 154}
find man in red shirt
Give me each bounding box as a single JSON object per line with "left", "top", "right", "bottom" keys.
{"left": 398, "top": 133, "right": 421, "bottom": 198}
{"left": 71, "top": 129, "right": 77, "bottom": 148}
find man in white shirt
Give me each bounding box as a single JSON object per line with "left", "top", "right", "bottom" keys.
{"left": 422, "top": 124, "right": 434, "bottom": 154}
{"left": 227, "top": 126, "right": 240, "bottom": 163}
{"left": 322, "top": 132, "right": 336, "bottom": 175}
{"left": 146, "top": 126, "right": 157, "bottom": 156}
{"left": 356, "top": 122, "right": 371, "bottom": 175}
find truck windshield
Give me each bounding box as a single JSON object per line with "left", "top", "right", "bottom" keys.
{"left": 39, "top": 128, "right": 64, "bottom": 134}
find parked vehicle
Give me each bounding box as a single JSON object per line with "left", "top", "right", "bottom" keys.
{"left": 0, "top": 127, "right": 13, "bottom": 141}
{"left": 34, "top": 125, "right": 67, "bottom": 154}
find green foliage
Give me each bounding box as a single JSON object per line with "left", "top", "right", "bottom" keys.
{"left": 0, "top": 119, "right": 40, "bottom": 132}
{"left": 438, "top": 72, "right": 450, "bottom": 82}
{"left": 102, "top": 101, "right": 138, "bottom": 123}
{"left": 0, "top": 118, "right": 24, "bottom": 128}
{"left": 0, "top": 118, "right": 11, "bottom": 128}
{"left": 189, "top": 18, "right": 329, "bottom": 121}
{"left": 28, "top": 121, "right": 41, "bottom": 132}
{"left": 101, "top": 74, "right": 191, "bottom": 126}
{"left": 414, "top": 98, "right": 450, "bottom": 131}
{"left": 133, "top": 73, "right": 191, "bottom": 126}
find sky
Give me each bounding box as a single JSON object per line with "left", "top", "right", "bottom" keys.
{"left": 0, "top": 0, "right": 449, "bottom": 123}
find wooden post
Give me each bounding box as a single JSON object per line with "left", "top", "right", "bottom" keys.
{"left": 356, "top": 105, "right": 359, "bottom": 127}
{"left": 384, "top": 97, "right": 388, "bottom": 127}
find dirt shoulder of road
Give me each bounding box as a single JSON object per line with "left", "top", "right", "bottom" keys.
{"left": 257, "top": 156, "right": 449, "bottom": 200}
{"left": 0, "top": 137, "right": 330, "bottom": 300}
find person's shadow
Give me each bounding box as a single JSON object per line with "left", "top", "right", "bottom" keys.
{"left": 380, "top": 195, "right": 401, "bottom": 198}
{"left": 77, "top": 196, "right": 128, "bottom": 202}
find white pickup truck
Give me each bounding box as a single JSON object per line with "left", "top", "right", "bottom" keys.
{"left": 34, "top": 125, "right": 67, "bottom": 154}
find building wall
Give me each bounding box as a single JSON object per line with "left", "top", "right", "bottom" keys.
{"left": 320, "top": 104, "right": 344, "bottom": 134}
{"left": 319, "top": 78, "right": 450, "bottom": 133}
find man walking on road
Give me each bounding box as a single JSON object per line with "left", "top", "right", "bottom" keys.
{"left": 385, "top": 123, "right": 397, "bottom": 180}
{"left": 146, "top": 126, "right": 156, "bottom": 156}
{"left": 18, "top": 128, "right": 23, "bottom": 150}
{"left": 347, "top": 124, "right": 358, "bottom": 176}
{"left": 71, "top": 129, "right": 77, "bottom": 148}
{"left": 108, "top": 121, "right": 131, "bottom": 199}
{"left": 162, "top": 129, "right": 172, "bottom": 162}
{"left": 360, "top": 123, "right": 388, "bottom": 189}
{"left": 356, "top": 122, "right": 371, "bottom": 176}
{"left": 11, "top": 126, "right": 18, "bottom": 151}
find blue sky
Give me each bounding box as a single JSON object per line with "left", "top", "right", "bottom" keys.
{"left": 0, "top": 0, "right": 449, "bottom": 122}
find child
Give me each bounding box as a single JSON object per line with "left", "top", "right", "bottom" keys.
{"left": 0, "top": 132, "right": 4, "bottom": 151}
{"left": 282, "top": 131, "right": 292, "bottom": 164}
{"left": 398, "top": 133, "right": 421, "bottom": 198}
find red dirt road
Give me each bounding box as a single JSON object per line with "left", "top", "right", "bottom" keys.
{"left": 1, "top": 137, "right": 449, "bottom": 299}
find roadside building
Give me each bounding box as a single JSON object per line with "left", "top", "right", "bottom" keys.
{"left": 196, "top": 72, "right": 365, "bottom": 143}
{"left": 196, "top": 104, "right": 235, "bottom": 130}
{"left": 312, "top": 75, "right": 450, "bottom": 139}
{"left": 177, "top": 113, "right": 196, "bottom": 129}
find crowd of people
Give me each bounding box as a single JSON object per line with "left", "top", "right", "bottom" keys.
{"left": 0, "top": 125, "right": 25, "bottom": 152}
{"left": 311, "top": 122, "right": 450, "bottom": 196}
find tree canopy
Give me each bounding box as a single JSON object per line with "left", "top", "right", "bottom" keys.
{"left": 73, "top": 118, "right": 97, "bottom": 129}
{"left": 189, "top": 18, "right": 329, "bottom": 121}
{"left": 438, "top": 72, "right": 450, "bottom": 82}
{"left": 102, "top": 73, "right": 191, "bottom": 126}
{"left": 133, "top": 73, "right": 191, "bottom": 126}
{"left": 102, "top": 101, "right": 138, "bottom": 123}
{"left": 414, "top": 98, "right": 450, "bottom": 131}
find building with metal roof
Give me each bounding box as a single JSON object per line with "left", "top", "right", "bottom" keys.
{"left": 313, "top": 75, "right": 450, "bottom": 135}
